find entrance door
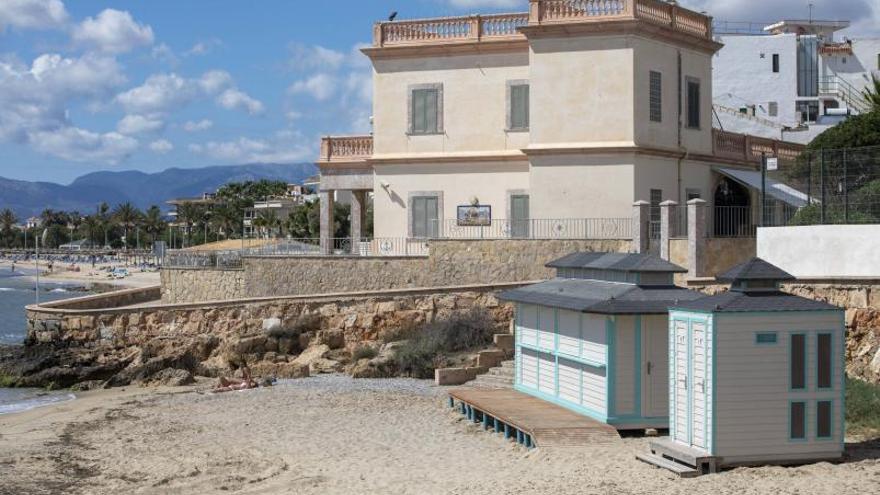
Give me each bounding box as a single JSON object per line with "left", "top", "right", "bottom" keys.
{"left": 510, "top": 195, "right": 530, "bottom": 238}
{"left": 673, "top": 320, "right": 689, "bottom": 444}
{"left": 644, "top": 324, "right": 669, "bottom": 418}
{"left": 690, "top": 322, "right": 708, "bottom": 450}
{"left": 411, "top": 196, "right": 439, "bottom": 238}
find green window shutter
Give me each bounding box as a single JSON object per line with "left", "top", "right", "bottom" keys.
{"left": 510, "top": 84, "right": 529, "bottom": 130}
{"left": 411, "top": 88, "right": 438, "bottom": 134}
{"left": 687, "top": 80, "right": 700, "bottom": 128}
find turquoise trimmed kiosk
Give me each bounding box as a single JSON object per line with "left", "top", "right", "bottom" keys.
{"left": 498, "top": 252, "right": 704, "bottom": 430}
{"left": 642, "top": 258, "right": 845, "bottom": 476}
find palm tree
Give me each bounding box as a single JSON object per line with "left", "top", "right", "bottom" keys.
{"left": 863, "top": 73, "right": 880, "bottom": 110}
{"left": 142, "top": 206, "right": 166, "bottom": 245}
{"left": 0, "top": 208, "right": 17, "bottom": 247}
{"left": 113, "top": 202, "right": 141, "bottom": 249}
{"left": 96, "top": 202, "right": 111, "bottom": 247}
{"left": 254, "top": 210, "right": 281, "bottom": 238}
{"left": 211, "top": 204, "right": 240, "bottom": 239}
{"left": 176, "top": 202, "right": 204, "bottom": 247}
{"left": 79, "top": 215, "right": 102, "bottom": 246}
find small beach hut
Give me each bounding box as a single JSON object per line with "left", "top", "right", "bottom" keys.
{"left": 645, "top": 258, "right": 845, "bottom": 474}
{"left": 498, "top": 252, "right": 704, "bottom": 430}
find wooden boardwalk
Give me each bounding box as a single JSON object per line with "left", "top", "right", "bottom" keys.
{"left": 448, "top": 388, "right": 619, "bottom": 448}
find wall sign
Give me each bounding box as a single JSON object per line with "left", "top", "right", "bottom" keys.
{"left": 457, "top": 205, "right": 492, "bottom": 226}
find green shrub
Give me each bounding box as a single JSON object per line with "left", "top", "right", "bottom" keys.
{"left": 846, "top": 376, "right": 880, "bottom": 435}
{"left": 393, "top": 308, "right": 496, "bottom": 379}
{"left": 0, "top": 374, "right": 18, "bottom": 388}
{"left": 266, "top": 313, "right": 322, "bottom": 340}
{"left": 351, "top": 345, "right": 378, "bottom": 361}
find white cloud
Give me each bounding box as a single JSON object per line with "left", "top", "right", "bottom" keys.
{"left": 287, "top": 43, "right": 347, "bottom": 71}
{"left": 0, "top": 0, "right": 68, "bottom": 31}
{"left": 680, "top": 1, "right": 879, "bottom": 36}
{"left": 117, "top": 114, "right": 164, "bottom": 135}
{"left": 198, "top": 70, "right": 232, "bottom": 94}
{"left": 148, "top": 138, "right": 173, "bottom": 154}
{"left": 0, "top": 53, "right": 130, "bottom": 162}
{"left": 189, "top": 135, "right": 313, "bottom": 163}
{"left": 289, "top": 73, "right": 338, "bottom": 101}
{"left": 29, "top": 126, "right": 138, "bottom": 163}
{"left": 185, "top": 38, "right": 221, "bottom": 56}
{"left": 151, "top": 43, "right": 178, "bottom": 65}
{"left": 183, "top": 119, "right": 213, "bottom": 132}
{"left": 116, "top": 73, "right": 197, "bottom": 115}
{"left": 217, "top": 88, "right": 264, "bottom": 115}
{"left": 72, "top": 9, "right": 154, "bottom": 54}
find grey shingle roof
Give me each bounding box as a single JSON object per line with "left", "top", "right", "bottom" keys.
{"left": 498, "top": 278, "right": 704, "bottom": 314}
{"left": 717, "top": 257, "right": 796, "bottom": 283}
{"left": 671, "top": 291, "right": 840, "bottom": 313}
{"left": 547, "top": 252, "right": 687, "bottom": 273}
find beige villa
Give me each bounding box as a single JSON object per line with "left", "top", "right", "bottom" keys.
{"left": 316, "top": 0, "right": 804, "bottom": 252}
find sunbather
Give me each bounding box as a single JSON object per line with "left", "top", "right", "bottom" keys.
{"left": 213, "top": 366, "right": 258, "bottom": 393}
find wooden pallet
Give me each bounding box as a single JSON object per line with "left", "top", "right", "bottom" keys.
{"left": 448, "top": 388, "right": 619, "bottom": 448}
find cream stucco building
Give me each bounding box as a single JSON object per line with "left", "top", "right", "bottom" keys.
{"left": 316, "top": 0, "right": 804, "bottom": 252}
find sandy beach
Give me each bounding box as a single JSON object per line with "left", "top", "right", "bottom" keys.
{"left": 1, "top": 376, "right": 878, "bottom": 495}
{"left": 0, "top": 259, "right": 159, "bottom": 289}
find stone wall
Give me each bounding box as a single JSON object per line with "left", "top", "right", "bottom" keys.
{"left": 20, "top": 282, "right": 522, "bottom": 388}
{"left": 160, "top": 268, "right": 244, "bottom": 303}
{"left": 161, "top": 238, "right": 631, "bottom": 303}
{"left": 705, "top": 237, "right": 756, "bottom": 277}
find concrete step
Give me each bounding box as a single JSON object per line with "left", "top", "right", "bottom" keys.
{"left": 636, "top": 453, "right": 699, "bottom": 478}
{"left": 469, "top": 374, "right": 513, "bottom": 389}
{"left": 493, "top": 333, "right": 514, "bottom": 352}
{"left": 476, "top": 349, "right": 506, "bottom": 368}
{"left": 487, "top": 366, "right": 514, "bottom": 377}
{"left": 500, "top": 360, "right": 514, "bottom": 369}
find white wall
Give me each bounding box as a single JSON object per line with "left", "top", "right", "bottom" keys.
{"left": 714, "top": 34, "right": 800, "bottom": 126}
{"left": 758, "top": 225, "right": 880, "bottom": 278}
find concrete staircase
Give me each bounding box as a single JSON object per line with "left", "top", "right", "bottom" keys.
{"left": 467, "top": 359, "right": 514, "bottom": 389}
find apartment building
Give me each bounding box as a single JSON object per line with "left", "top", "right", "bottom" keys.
{"left": 713, "top": 19, "right": 880, "bottom": 142}
{"left": 316, "top": 0, "right": 803, "bottom": 250}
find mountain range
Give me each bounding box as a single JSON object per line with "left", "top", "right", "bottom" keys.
{"left": 0, "top": 163, "right": 317, "bottom": 218}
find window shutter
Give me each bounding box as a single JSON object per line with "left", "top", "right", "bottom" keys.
{"left": 510, "top": 84, "right": 529, "bottom": 130}
{"left": 649, "top": 71, "right": 662, "bottom": 122}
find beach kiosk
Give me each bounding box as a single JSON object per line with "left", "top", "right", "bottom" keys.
{"left": 640, "top": 258, "right": 845, "bottom": 476}
{"left": 498, "top": 252, "right": 704, "bottom": 430}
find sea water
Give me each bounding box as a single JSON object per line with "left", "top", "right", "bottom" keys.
{"left": 0, "top": 268, "right": 86, "bottom": 414}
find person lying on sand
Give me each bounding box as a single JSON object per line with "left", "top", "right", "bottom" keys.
{"left": 213, "top": 366, "right": 259, "bottom": 393}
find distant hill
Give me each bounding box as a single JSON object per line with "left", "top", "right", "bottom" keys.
{"left": 0, "top": 163, "right": 317, "bottom": 218}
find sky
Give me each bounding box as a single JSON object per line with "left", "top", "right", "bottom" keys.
{"left": 1, "top": 0, "right": 878, "bottom": 184}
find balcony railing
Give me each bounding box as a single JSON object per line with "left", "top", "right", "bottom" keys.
{"left": 428, "top": 218, "right": 633, "bottom": 240}
{"left": 372, "top": 0, "right": 713, "bottom": 47}
{"left": 319, "top": 135, "right": 373, "bottom": 162}
{"left": 712, "top": 129, "right": 805, "bottom": 165}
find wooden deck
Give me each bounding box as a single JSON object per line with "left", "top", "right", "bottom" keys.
{"left": 448, "top": 388, "right": 619, "bottom": 448}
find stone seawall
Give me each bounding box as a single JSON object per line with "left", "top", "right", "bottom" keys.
{"left": 17, "top": 282, "right": 524, "bottom": 388}
{"left": 161, "top": 238, "right": 631, "bottom": 304}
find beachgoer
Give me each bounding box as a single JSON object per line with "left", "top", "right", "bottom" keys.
{"left": 213, "top": 366, "right": 258, "bottom": 393}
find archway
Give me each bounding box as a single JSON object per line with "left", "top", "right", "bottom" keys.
{"left": 713, "top": 177, "right": 752, "bottom": 236}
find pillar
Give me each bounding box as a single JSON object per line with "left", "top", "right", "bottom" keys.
{"left": 320, "top": 190, "right": 335, "bottom": 255}
{"left": 659, "top": 200, "right": 678, "bottom": 261}
{"left": 350, "top": 190, "right": 367, "bottom": 254}
{"left": 632, "top": 200, "right": 650, "bottom": 254}
{"left": 687, "top": 198, "right": 707, "bottom": 279}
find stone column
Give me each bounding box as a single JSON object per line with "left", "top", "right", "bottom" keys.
{"left": 320, "top": 190, "right": 335, "bottom": 255}
{"left": 660, "top": 200, "right": 678, "bottom": 261}
{"left": 632, "top": 200, "right": 650, "bottom": 254}
{"left": 350, "top": 190, "right": 367, "bottom": 254}
{"left": 687, "top": 198, "right": 707, "bottom": 279}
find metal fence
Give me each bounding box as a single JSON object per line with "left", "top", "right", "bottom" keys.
{"left": 429, "top": 218, "right": 633, "bottom": 240}
{"left": 240, "top": 237, "right": 429, "bottom": 257}
{"left": 164, "top": 250, "right": 244, "bottom": 269}
{"left": 765, "top": 145, "right": 880, "bottom": 226}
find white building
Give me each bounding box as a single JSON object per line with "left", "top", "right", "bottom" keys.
{"left": 713, "top": 19, "right": 880, "bottom": 143}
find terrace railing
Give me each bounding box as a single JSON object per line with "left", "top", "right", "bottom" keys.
{"left": 712, "top": 129, "right": 805, "bottom": 165}
{"left": 242, "top": 238, "right": 429, "bottom": 257}
{"left": 319, "top": 135, "right": 373, "bottom": 161}
{"left": 373, "top": 0, "right": 714, "bottom": 47}
{"left": 429, "top": 218, "right": 633, "bottom": 240}
{"left": 164, "top": 250, "right": 244, "bottom": 270}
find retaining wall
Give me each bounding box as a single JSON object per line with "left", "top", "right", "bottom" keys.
{"left": 161, "top": 238, "right": 631, "bottom": 303}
